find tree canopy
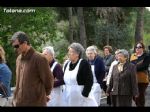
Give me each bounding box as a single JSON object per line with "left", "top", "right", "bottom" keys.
{"left": 0, "top": 7, "right": 150, "bottom": 86}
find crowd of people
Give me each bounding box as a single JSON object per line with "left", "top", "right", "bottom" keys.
{"left": 0, "top": 31, "right": 150, "bottom": 107}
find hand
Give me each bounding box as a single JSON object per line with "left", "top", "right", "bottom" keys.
{"left": 54, "top": 77, "right": 58, "bottom": 81}
{"left": 11, "top": 98, "right": 17, "bottom": 107}
{"left": 105, "top": 93, "right": 109, "bottom": 96}
{"left": 133, "top": 95, "right": 138, "bottom": 101}
{"left": 46, "top": 95, "right": 50, "bottom": 102}
{"left": 134, "top": 95, "right": 138, "bottom": 98}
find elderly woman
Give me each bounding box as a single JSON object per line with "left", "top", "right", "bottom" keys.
{"left": 106, "top": 49, "right": 120, "bottom": 86}
{"left": 0, "top": 46, "right": 12, "bottom": 97}
{"left": 42, "top": 46, "right": 64, "bottom": 106}
{"left": 103, "top": 45, "right": 114, "bottom": 105}
{"left": 130, "top": 42, "right": 150, "bottom": 106}
{"left": 86, "top": 45, "right": 105, "bottom": 106}
{"left": 106, "top": 49, "right": 138, "bottom": 107}
{"left": 62, "top": 42, "right": 97, "bottom": 106}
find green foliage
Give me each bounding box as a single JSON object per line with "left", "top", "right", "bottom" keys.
{"left": 144, "top": 34, "right": 150, "bottom": 49}
{"left": 1, "top": 7, "right": 150, "bottom": 87}
{"left": 83, "top": 7, "right": 135, "bottom": 51}
{"left": 0, "top": 7, "right": 59, "bottom": 86}
{"left": 54, "top": 7, "right": 69, "bottom": 21}
{"left": 0, "top": 24, "right": 16, "bottom": 87}
{"left": 144, "top": 9, "right": 150, "bottom": 33}
{"left": 143, "top": 8, "right": 150, "bottom": 48}
{"left": 94, "top": 21, "right": 133, "bottom": 50}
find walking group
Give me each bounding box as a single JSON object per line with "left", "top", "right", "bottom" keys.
{"left": 0, "top": 31, "right": 150, "bottom": 107}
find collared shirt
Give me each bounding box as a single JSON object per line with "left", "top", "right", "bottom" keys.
{"left": 118, "top": 62, "right": 125, "bottom": 72}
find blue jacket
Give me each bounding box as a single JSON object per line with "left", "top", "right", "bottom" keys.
{"left": 0, "top": 63, "right": 12, "bottom": 97}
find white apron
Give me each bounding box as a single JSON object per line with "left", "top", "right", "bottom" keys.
{"left": 47, "top": 62, "right": 63, "bottom": 106}
{"left": 62, "top": 59, "right": 98, "bottom": 107}
{"left": 89, "top": 65, "right": 102, "bottom": 106}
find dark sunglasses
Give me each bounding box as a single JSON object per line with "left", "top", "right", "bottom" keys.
{"left": 135, "top": 46, "right": 143, "bottom": 49}
{"left": 13, "top": 44, "right": 20, "bottom": 49}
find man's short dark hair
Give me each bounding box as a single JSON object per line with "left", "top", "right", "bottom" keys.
{"left": 11, "top": 31, "right": 30, "bottom": 45}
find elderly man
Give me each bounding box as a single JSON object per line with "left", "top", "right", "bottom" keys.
{"left": 11, "top": 31, "right": 54, "bottom": 106}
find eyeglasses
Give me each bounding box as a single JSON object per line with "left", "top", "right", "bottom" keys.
{"left": 135, "top": 46, "right": 143, "bottom": 49}
{"left": 13, "top": 44, "right": 20, "bottom": 49}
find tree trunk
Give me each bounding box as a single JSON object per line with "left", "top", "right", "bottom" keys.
{"left": 106, "top": 23, "right": 110, "bottom": 45}
{"left": 106, "top": 36, "right": 109, "bottom": 45}
{"left": 68, "top": 7, "right": 74, "bottom": 43}
{"left": 135, "top": 7, "right": 145, "bottom": 44}
{"left": 77, "top": 7, "right": 87, "bottom": 48}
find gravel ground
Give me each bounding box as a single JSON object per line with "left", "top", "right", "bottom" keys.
{"left": 9, "top": 84, "right": 150, "bottom": 107}
{"left": 100, "top": 84, "right": 150, "bottom": 107}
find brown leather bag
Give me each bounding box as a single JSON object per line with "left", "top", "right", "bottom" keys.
{"left": 137, "top": 71, "right": 149, "bottom": 83}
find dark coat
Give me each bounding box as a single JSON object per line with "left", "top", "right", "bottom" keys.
{"left": 50, "top": 59, "right": 64, "bottom": 87}
{"left": 14, "top": 47, "right": 54, "bottom": 106}
{"left": 131, "top": 52, "right": 150, "bottom": 72}
{"left": 87, "top": 55, "right": 105, "bottom": 87}
{"left": 107, "top": 62, "right": 138, "bottom": 96}
{"left": 64, "top": 59, "right": 93, "bottom": 97}
{"left": 103, "top": 54, "right": 114, "bottom": 73}
{"left": 77, "top": 59, "right": 93, "bottom": 97}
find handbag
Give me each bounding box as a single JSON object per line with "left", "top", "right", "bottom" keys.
{"left": 0, "top": 82, "right": 13, "bottom": 106}
{"left": 137, "top": 71, "right": 149, "bottom": 83}
{"left": 0, "top": 81, "right": 8, "bottom": 97}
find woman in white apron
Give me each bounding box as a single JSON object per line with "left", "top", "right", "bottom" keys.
{"left": 89, "top": 65, "right": 101, "bottom": 106}
{"left": 62, "top": 42, "right": 97, "bottom": 107}
{"left": 86, "top": 45, "right": 106, "bottom": 106}
{"left": 42, "top": 46, "right": 64, "bottom": 106}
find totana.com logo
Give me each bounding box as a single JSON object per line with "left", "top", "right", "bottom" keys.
{"left": 3, "top": 8, "right": 36, "bottom": 13}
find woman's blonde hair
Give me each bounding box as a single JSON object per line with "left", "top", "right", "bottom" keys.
{"left": 0, "top": 45, "right": 6, "bottom": 63}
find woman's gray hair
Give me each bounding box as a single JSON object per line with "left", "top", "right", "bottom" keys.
{"left": 115, "top": 49, "right": 120, "bottom": 55}
{"left": 86, "top": 45, "right": 98, "bottom": 55}
{"left": 42, "top": 46, "right": 55, "bottom": 57}
{"left": 69, "top": 42, "right": 85, "bottom": 58}
{"left": 118, "top": 49, "right": 129, "bottom": 59}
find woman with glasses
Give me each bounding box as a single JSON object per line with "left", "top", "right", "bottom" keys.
{"left": 130, "top": 42, "right": 150, "bottom": 107}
